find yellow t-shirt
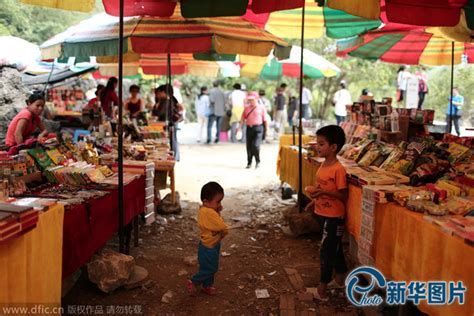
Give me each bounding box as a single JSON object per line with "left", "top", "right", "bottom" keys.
{"left": 197, "top": 206, "right": 229, "bottom": 248}
{"left": 313, "top": 160, "right": 347, "bottom": 218}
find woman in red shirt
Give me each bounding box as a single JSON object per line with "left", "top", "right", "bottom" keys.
{"left": 5, "top": 92, "right": 48, "bottom": 147}
{"left": 100, "top": 77, "right": 118, "bottom": 119}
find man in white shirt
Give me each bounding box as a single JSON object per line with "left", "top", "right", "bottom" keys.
{"left": 229, "top": 83, "right": 247, "bottom": 143}
{"left": 301, "top": 85, "right": 313, "bottom": 119}
{"left": 332, "top": 80, "right": 351, "bottom": 125}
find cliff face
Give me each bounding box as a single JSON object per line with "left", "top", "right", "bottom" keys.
{"left": 0, "top": 66, "right": 30, "bottom": 145}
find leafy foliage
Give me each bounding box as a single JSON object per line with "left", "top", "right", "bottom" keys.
{"left": 0, "top": 0, "right": 102, "bottom": 44}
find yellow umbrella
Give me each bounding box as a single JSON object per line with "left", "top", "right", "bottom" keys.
{"left": 20, "top": 0, "right": 94, "bottom": 12}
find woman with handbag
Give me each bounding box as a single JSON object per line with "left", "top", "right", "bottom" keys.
{"left": 240, "top": 92, "right": 267, "bottom": 169}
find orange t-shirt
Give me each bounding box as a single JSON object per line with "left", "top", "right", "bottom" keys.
{"left": 313, "top": 160, "right": 347, "bottom": 218}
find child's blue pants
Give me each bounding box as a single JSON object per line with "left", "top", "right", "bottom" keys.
{"left": 191, "top": 242, "right": 221, "bottom": 287}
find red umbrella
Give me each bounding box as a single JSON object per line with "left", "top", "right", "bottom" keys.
{"left": 326, "top": 0, "right": 470, "bottom": 27}
{"left": 102, "top": 0, "right": 304, "bottom": 17}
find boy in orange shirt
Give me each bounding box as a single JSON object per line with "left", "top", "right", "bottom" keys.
{"left": 306, "top": 125, "right": 348, "bottom": 301}
{"left": 187, "top": 182, "right": 229, "bottom": 296}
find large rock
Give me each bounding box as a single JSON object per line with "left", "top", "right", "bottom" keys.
{"left": 0, "top": 67, "right": 30, "bottom": 145}
{"left": 87, "top": 250, "right": 135, "bottom": 293}
{"left": 157, "top": 191, "right": 182, "bottom": 215}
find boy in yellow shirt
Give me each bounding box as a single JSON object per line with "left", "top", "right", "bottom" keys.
{"left": 187, "top": 182, "right": 228, "bottom": 296}
{"left": 305, "top": 125, "right": 348, "bottom": 301}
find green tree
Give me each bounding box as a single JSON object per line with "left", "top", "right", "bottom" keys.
{"left": 0, "top": 0, "right": 102, "bottom": 44}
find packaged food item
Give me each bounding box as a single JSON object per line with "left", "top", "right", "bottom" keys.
{"left": 371, "top": 145, "right": 394, "bottom": 167}
{"left": 379, "top": 147, "right": 404, "bottom": 170}
{"left": 358, "top": 144, "right": 381, "bottom": 167}
{"left": 27, "top": 148, "right": 54, "bottom": 171}
{"left": 388, "top": 142, "right": 425, "bottom": 175}
{"left": 446, "top": 142, "right": 470, "bottom": 163}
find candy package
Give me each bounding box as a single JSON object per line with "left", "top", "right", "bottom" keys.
{"left": 388, "top": 142, "right": 425, "bottom": 175}
{"left": 358, "top": 143, "right": 382, "bottom": 167}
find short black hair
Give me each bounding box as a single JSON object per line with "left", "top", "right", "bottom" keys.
{"left": 129, "top": 84, "right": 140, "bottom": 92}
{"left": 316, "top": 125, "right": 346, "bottom": 153}
{"left": 27, "top": 91, "right": 45, "bottom": 105}
{"left": 233, "top": 83, "right": 241, "bottom": 90}
{"left": 201, "top": 181, "right": 224, "bottom": 202}
{"left": 280, "top": 83, "right": 287, "bottom": 89}
{"left": 156, "top": 84, "right": 173, "bottom": 96}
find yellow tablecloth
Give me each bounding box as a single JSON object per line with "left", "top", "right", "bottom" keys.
{"left": 279, "top": 134, "right": 313, "bottom": 150}
{"left": 278, "top": 145, "right": 474, "bottom": 315}
{"left": 0, "top": 204, "right": 64, "bottom": 307}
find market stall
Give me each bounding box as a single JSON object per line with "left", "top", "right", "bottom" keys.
{"left": 0, "top": 204, "right": 64, "bottom": 307}
{"left": 277, "top": 102, "right": 474, "bottom": 315}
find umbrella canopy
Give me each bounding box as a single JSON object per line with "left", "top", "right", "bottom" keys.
{"left": 0, "top": 36, "right": 41, "bottom": 71}
{"left": 22, "top": 64, "right": 98, "bottom": 85}
{"left": 326, "top": 0, "right": 472, "bottom": 27}
{"left": 40, "top": 9, "right": 288, "bottom": 60}
{"left": 102, "top": 0, "right": 304, "bottom": 17}
{"left": 98, "top": 53, "right": 223, "bottom": 77}
{"left": 337, "top": 28, "right": 474, "bottom": 66}
{"left": 20, "top": 0, "right": 95, "bottom": 12}
{"left": 238, "top": 46, "right": 340, "bottom": 80}
{"left": 256, "top": 1, "right": 381, "bottom": 39}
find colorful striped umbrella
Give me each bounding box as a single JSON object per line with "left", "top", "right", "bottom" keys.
{"left": 327, "top": 0, "right": 474, "bottom": 44}
{"left": 20, "top": 0, "right": 304, "bottom": 14}
{"left": 20, "top": 0, "right": 95, "bottom": 12}
{"left": 326, "top": 0, "right": 473, "bottom": 27}
{"left": 40, "top": 8, "right": 288, "bottom": 60}
{"left": 98, "top": 53, "right": 225, "bottom": 77}
{"left": 336, "top": 29, "right": 474, "bottom": 66}
{"left": 247, "top": 1, "right": 381, "bottom": 39}
{"left": 102, "top": 0, "right": 305, "bottom": 17}
{"left": 238, "top": 46, "right": 340, "bottom": 80}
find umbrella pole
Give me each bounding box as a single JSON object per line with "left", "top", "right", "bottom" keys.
{"left": 118, "top": 0, "right": 125, "bottom": 253}
{"left": 448, "top": 41, "right": 455, "bottom": 134}
{"left": 297, "top": 3, "right": 306, "bottom": 212}
{"left": 167, "top": 53, "right": 174, "bottom": 155}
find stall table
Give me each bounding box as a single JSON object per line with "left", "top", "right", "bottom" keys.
{"left": 62, "top": 176, "right": 145, "bottom": 278}
{"left": 0, "top": 204, "right": 64, "bottom": 308}
{"left": 278, "top": 145, "right": 474, "bottom": 316}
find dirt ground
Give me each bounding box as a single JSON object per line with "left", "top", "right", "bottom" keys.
{"left": 63, "top": 141, "right": 361, "bottom": 315}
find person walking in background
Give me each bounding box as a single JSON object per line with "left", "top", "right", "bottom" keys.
{"left": 240, "top": 92, "right": 266, "bottom": 169}
{"left": 195, "top": 87, "right": 210, "bottom": 143}
{"left": 273, "top": 83, "right": 287, "bottom": 139}
{"left": 301, "top": 84, "right": 313, "bottom": 120}
{"left": 396, "top": 65, "right": 411, "bottom": 104}
{"left": 208, "top": 81, "right": 226, "bottom": 144}
{"left": 332, "top": 80, "right": 351, "bottom": 125}
{"left": 416, "top": 67, "right": 428, "bottom": 109}
{"left": 287, "top": 95, "right": 297, "bottom": 127}
{"left": 258, "top": 89, "right": 272, "bottom": 142}
{"left": 446, "top": 87, "right": 464, "bottom": 136}
{"left": 229, "top": 83, "right": 246, "bottom": 143}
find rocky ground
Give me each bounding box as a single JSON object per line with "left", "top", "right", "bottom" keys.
{"left": 63, "top": 189, "right": 359, "bottom": 315}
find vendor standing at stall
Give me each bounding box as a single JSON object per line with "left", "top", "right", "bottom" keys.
{"left": 100, "top": 77, "right": 118, "bottom": 119}
{"left": 5, "top": 91, "right": 48, "bottom": 147}
{"left": 124, "top": 84, "right": 143, "bottom": 118}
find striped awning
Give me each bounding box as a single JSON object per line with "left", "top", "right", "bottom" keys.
{"left": 337, "top": 29, "right": 474, "bottom": 66}
{"left": 40, "top": 7, "right": 288, "bottom": 59}
{"left": 257, "top": 1, "right": 381, "bottom": 39}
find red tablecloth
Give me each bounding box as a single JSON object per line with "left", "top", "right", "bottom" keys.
{"left": 62, "top": 176, "right": 145, "bottom": 278}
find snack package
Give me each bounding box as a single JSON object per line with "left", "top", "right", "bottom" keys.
{"left": 28, "top": 148, "right": 54, "bottom": 171}
{"left": 388, "top": 142, "right": 425, "bottom": 175}
{"left": 446, "top": 142, "right": 470, "bottom": 163}
{"left": 379, "top": 147, "right": 404, "bottom": 170}
{"left": 358, "top": 143, "right": 382, "bottom": 167}
{"left": 371, "top": 145, "right": 394, "bottom": 167}
{"left": 409, "top": 154, "right": 450, "bottom": 186}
